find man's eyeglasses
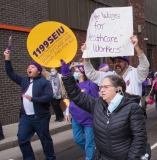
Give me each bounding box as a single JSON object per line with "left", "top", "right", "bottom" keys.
{"left": 99, "top": 85, "right": 114, "bottom": 90}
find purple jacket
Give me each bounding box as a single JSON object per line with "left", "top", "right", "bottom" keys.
{"left": 69, "top": 79, "right": 99, "bottom": 127}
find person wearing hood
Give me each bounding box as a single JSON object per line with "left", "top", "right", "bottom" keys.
{"left": 81, "top": 35, "right": 149, "bottom": 97}
{"left": 61, "top": 60, "right": 147, "bottom": 160}
{"left": 3, "top": 49, "right": 56, "bottom": 160}
{"left": 65, "top": 64, "right": 99, "bottom": 160}
{"left": 49, "top": 68, "right": 67, "bottom": 122}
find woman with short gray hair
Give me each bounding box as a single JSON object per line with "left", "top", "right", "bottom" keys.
{"left": 61, "top": 61, "right": 147, "bottom": 160}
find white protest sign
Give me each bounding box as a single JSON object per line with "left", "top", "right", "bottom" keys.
{"left": 82, "top": 7, "right": 133, "bottom": 58}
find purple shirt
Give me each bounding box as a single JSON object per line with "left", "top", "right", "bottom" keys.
{"left": 69, "top": 79, "right": 99, "bottom": 127}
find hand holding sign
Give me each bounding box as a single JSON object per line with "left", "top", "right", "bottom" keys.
{"left": 8, "top": 30, "right": 12, "bottom": 52}
{"left": 130, "top": 35, "right": 138, "bottom": 48}
{"left": 81, "top": 43, "right": 86, "bottom": 53}
{"left": 27, "top": 21, "right": 77, "bottom": 68}
{"left": 3, "top": 49, "right": 11, "bottom": 60}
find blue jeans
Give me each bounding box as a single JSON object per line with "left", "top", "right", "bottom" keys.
{"left": 17, "top": 114, "right": 56, "bottom": 160}
{"left": 72, "top": 119, "right": 95, "bottom": 160}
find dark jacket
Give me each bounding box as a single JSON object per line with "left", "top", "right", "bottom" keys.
{"left": 5, "top": 60, "right": 53, "bottom": 117}
{"left": 62, "top": 75, "right": 147, "bottom": 160}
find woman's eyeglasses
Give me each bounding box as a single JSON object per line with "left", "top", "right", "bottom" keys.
{"left": 99, "top": 85, "right": 114, "bottom": 91}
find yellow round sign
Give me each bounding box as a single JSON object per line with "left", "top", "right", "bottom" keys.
{"left": 27, "top": 21, "right": 77, "bottom": 67}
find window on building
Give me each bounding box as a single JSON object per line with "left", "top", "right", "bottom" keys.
{"left": 90, "top": 58, "right": 104, "bottom": 70}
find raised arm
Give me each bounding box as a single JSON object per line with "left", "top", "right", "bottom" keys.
{"left": 84, "top": 61, "right": 103, "bottom": 86}
{"left": 130, "top": 35, "right": 149, "bottom": 81}
{"left": 81, "top": 43, "right": 107, "bottom": 86}
{"left": 61, "top": 60, "right": 96, "bottom": 114}
{"left": 4, "top": 49, "right": 23, "bottom": 86}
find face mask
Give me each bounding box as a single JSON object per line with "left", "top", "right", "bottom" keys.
{"left": 73, "top": 72, "right": 79, "bottom": 80}
{"left": 108, "top": 93, "right": 123, "bottom": 113}
{"left": 51, "top": 72, "right": 56, "bottom": 76}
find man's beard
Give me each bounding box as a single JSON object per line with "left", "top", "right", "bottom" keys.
{"left": 114, "top": 65, "right": 127, "bottom": 75}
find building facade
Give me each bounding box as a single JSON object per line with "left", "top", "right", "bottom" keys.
{"left": 0, "top": 0, "right": 156, "bottom": 125}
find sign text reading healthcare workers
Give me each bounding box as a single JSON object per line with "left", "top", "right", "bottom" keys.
{"left": 27, "top": 21, "right": 77, "bottom": 67}
{"left": 83, "top": 7, "right": 133, "bottom": 58}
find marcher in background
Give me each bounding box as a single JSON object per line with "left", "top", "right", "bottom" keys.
{"left": 141, "top": 69, "right": 154, "bottom": 118}
{"left": 98, "top": 63, "right": 110, "bottom": 72}
{"left": 0, "top": 122, "right": 4, "bottom": 141}
{"left": 148, "top": 68, "right": 154, "bottom": 79}
{"left": 65, "top": 64, "right": 99, "bottom": 160}
{"left": 150, "top": 72, "right": 157, "bottom": 111}
{"left": 61, "top": 60, "right": 147, "bottom": 160}
{"left": 154, "top": 72, "right": 157, "bottom": 80}
{"left": 145, "top": 68, "right": 154, "bottom": 95}
{"left": 49, "top": 68, "right": 66, "bottom": 122}
{"left": 149, "top": 72, "right": 157, "bottom": 95}
{"left": 4, "top": 49, "right": 56, "bottom": 160}
{"left": 81, "top": 35, "right": 149, "bottom": 97}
